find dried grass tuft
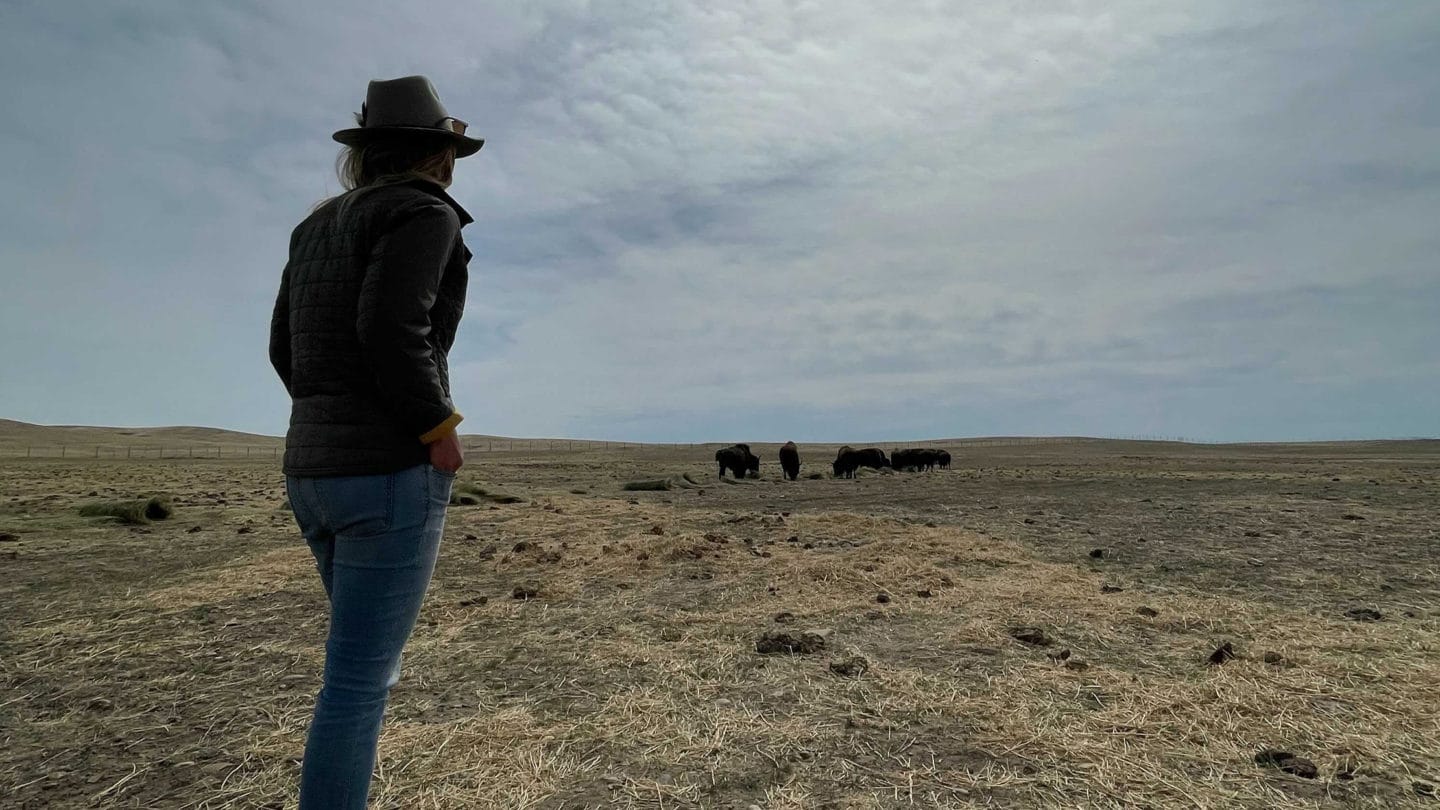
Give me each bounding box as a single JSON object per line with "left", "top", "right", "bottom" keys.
{"left": 78, "top": 495, "right": 173, "bottom": 524}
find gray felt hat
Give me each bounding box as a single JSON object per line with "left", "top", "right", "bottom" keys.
{"left": 332, "top": 75, "right": 484, "bottom": 157}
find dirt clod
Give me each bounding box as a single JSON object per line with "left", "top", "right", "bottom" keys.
{"left": 1100, "top": 584, "right": 1124, "bottom": 593}
{"left": 1254, "top": 750, "right": 1318, "bottom": 779}
{"left": 0, "top": 532, "right": 17, "bottom": 542}
{"left": 1344, "top": 607, "right": 1384, "bottom": 622}
{"left": 756, "top": 628, "right": 831, "bottom": 655}
{"left": 875, "top": 592, "right": 891, "bottom": 603}
{"left": 1207, "top": 642, "right": 1235, "bottom": 665}
{"left": 1088, "top": 548, "right": 1106, "bottom": 559}
{"left": 773, "top": 611, "right": 795, "bottom": 624}
{"left": 1008, "top": 626, "right": 1053, "bottom": 646}
{"left": 1136, "top": 606, "right": 1159, "bottom": 617}
{"left": 511, "top": 584, "right": 539, "bottom": 600}
{"left": 830, "top": 656, "right": 869, "bottom": 677}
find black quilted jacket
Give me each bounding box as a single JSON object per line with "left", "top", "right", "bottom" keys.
{"left": 269, "top": 178, "right": 471, "bottom": 477}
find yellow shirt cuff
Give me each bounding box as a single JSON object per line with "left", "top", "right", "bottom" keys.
{"left": 419, "top": 412, "right": 463, "bottom": 444}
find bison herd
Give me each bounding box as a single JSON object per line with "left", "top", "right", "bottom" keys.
{"left": 715, "top": 443, "right": 952, "bottom": 480}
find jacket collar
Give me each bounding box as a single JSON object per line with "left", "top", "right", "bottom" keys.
{"left": 400, "top": 177, "right": 473, "bottom": 226}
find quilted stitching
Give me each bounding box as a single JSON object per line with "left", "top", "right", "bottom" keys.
{"left": 269, "top": 183, "right": 470, "bottom": 477}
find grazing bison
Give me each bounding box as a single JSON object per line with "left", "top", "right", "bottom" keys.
{"left": 832, "top": 447, "right": 890, "bottom": 479}
{"left": 715, "top": 444, "right": 760, "bottom": 479}
{"left": 892, "top": 448, "right": 940, "bottom": 471}
{"left": 892, "top": 443, "right": 927, "bottom": 469}
{"left": 779, "top": 441, "right": 801, "bottom": 481}
{"left": 937, "top": 450, "right": 951, "bottom": 469}
{"left": 891, "top": 448, "right": 918, "bottom": 472}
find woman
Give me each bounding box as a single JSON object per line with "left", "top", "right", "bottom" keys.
{"left": 268, "top": 75, "right": 484, "bottom": 809}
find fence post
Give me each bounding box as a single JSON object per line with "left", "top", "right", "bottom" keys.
{"left": 27, "top": 446, "right": 31, "bottom": 458}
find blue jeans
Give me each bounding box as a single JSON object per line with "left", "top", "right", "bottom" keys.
{"left": 285, "top": 463, "right": 453, "bottom": 810}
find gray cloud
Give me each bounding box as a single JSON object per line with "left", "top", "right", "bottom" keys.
{"left": 1, "top": 0, "right": 1436, "bottom": 441}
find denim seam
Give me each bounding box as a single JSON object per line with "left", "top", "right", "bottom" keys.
{"left": 421, "top": 467, "right": 434, "bottom": 538}
{"left": 384, "top": 472, "right": 396, "bottom": 532}
{"left": 308, "top": 478, "right": 333, "bottom": 529}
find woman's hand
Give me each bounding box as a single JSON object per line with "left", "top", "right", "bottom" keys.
{"left": 428, "top": 431, "right": 464, "bottom": 474}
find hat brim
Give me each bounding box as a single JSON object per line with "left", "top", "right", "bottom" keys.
{"left": 332, "top": 126, "right": 484, "bottom": 158}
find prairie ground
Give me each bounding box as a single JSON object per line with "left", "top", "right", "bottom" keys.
{"left": 3, "top": 438, "right": 1439, "bottom": 809}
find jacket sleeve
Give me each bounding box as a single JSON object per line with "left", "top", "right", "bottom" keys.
{"left": 268, "top": 266, "right": 293, "bottom": 396}
{"left": 356, "top": 199, "right": 464, "bottom": 442}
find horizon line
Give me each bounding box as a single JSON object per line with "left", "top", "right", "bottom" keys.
{"left": 2, "top": 418, "right": 1435, "bottom": 447}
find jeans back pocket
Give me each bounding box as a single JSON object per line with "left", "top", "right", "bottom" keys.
{"left": 315, "top": 472, "right": 395, "bottom": 538}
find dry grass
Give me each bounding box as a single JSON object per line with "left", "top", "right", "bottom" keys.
{"left": 77, "top": 495, "right": 174, "bottom": 524}
{"left": 451, "top": 481, "right": 526, "bottom": 506}
{"left": 3, "top": 444, "right": 1439, "bottom": 808}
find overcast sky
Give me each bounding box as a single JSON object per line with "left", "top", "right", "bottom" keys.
{"left": 1, "top": 1, "right": 1436, "bottom": 442}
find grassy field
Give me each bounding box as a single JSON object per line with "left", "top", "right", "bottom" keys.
{"left": 3, "top": 430, "right": 1439, "bottom": 808}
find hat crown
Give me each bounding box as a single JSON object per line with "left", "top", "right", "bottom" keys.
{"left": 359, "top": 75, "right": 449, "bottom": 129}
{"left": 333, "top": 75, "right": 484, "bottom": 157}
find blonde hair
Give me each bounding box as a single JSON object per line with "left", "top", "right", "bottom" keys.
{"left": 320, "top": 126, "right": 457, "bottom": 218}
{"left": 336, "top": 136, "right": 456, "bottom": 191}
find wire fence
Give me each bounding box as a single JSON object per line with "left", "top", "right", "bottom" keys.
{"left": 3, "top": 440, "right": 707, "bottom": 459}
{"left": 6, "top": 445, "right": 284, "bottom": 460}
{"left": 3, "top": 434, "right": 1430, "bottom": 461}
{"left": 0, "top": 435, "right": 1171, "bottom": 461}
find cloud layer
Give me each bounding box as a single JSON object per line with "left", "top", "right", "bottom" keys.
{"left": 2, "top": 1, "right": 1436, "bottom": 441}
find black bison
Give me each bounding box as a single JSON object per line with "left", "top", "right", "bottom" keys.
{"left": 715, "top": 443, "right": 760, "bottom": 479}
{"left": 833, "top": 447, "right": 890, "bottom": 479}
{"left": 779, "top": 441, "right": 801, "bottom": 481}
{"left": 891, "top": 448, "right": 919, "bottom": 471}
{"left": 893, "top": 448, "right": 953, "bottom": 471}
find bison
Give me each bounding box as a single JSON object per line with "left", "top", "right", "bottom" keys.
{"left": 715, "top": 443, "right": 760, "bottom": 479}
{"left": 832, "top": 447, "right": 890, "bottom": 479}
{"left": 893, "top": 448, "right": 952, "bottom": 471}
{"left": 779, "top": 441, "right": 801, "bottom": 481}
{"left": 891, "top": 448, "right": 915, "bottom": 471}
